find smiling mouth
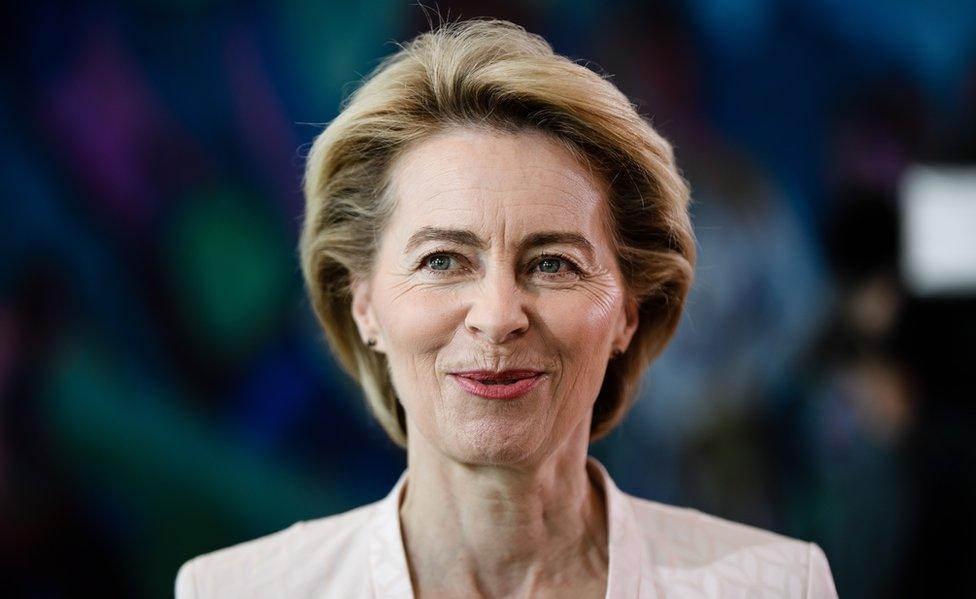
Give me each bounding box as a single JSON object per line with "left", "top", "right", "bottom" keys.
{"left": 477, "top": 378, "right": 522, "bottom": 385}
{"left": 449, "top": 373, "right": 545, "bottom": 400}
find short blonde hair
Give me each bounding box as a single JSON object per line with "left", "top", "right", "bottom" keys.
{"left": 299, "top": 18, "right": 696, "bottom": 448}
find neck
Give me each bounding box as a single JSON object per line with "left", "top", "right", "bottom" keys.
{"left": 398, "top": 421, "right": 608, "bottom": 598}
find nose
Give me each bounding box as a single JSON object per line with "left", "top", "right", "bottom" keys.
{"left": 464, "top": 266, "right": 529, "bottom": 345}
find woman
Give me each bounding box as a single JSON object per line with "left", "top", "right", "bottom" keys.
{"left": 176, "top": 18, "right": 838, "bottom": 598}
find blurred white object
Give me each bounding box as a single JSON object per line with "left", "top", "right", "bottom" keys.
{"left": 900, "top": 165, "right": 976, "bottom": 295}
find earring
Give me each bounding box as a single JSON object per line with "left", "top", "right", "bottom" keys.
{"left": 367, "top": 337, "right": 377, "bottom": 348}
{"left": 611, "top": 348, "right": 622, "bottom": 359}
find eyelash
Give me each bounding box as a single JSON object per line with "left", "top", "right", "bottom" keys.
{"left": 416, "top": 251, "right": 583, "bottom": 280}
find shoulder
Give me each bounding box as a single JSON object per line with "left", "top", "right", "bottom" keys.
{"left": 626, "top": 493, "right": 807, "bottom": 560}
{"left": 175, "top": 502, "right": 377, "bottom": 599}
{"left": 624, "top": 495, "right": 838, "bottom": 597}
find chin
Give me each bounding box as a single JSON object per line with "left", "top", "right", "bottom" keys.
{"left": 441, "top": 419, "right": 544, "bottom": 466}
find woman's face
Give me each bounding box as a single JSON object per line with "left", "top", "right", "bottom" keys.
{"left": 352, "top": 128, "right": 638, "bottom": 466}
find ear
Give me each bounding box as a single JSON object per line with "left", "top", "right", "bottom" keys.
{"left": 613, "top": 293, "right": 640, "bottom": 355}
{"left": 350, "top": 278, "right": 384, "bottom": 353}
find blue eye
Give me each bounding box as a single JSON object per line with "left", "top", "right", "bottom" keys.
{"left": 533, "top": 254, "right": 581, "bottom": 278}
{"left": 538, "top": 257, "right": 563, "bottom": 274}
{"left": 416, "top": 251, "right": 582, "bottom": 280}
{"left": 419, "top": 252, "right": 462, "bottom": 274}
{"left": 427, "top": 254, "right": 453, "bottom": 271}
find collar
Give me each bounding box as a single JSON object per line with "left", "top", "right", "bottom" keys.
{"left": 367, "top": 455, "right": 649, "bottom": 598}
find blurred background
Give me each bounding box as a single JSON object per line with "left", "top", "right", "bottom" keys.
{"left": 2, "top": 1, "right": 975, "bottom": 597}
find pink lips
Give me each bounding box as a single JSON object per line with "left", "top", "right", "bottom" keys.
{"left": 449, "top": 371, "right": 545, "bottom": 399}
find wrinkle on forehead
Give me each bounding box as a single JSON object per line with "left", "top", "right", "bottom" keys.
{"left": 386, "top": 128, "right": 611, "bottom": 240}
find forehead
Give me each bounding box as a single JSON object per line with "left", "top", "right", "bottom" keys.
{"left": 386, "top": 128, "right": 609, "bottom": 236}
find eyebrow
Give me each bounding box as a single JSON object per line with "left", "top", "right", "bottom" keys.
{"left": 404, "top": 226, "right": 596, "bottom": 262}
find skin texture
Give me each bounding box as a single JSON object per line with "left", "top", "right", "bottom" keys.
{"left": 350, "top": 128, "right": 639, "bottom": 598}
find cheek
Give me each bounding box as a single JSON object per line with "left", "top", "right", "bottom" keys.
{"left": 542, "top": 288, "right": 620, "bottom": 347}
{"left": 375, "top": 286, "right": 460, "bottom": 356}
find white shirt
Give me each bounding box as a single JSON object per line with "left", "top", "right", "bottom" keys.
{"left": 175, "top": 456, "right": 838, "bottom": 598}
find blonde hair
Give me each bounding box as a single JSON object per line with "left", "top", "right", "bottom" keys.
{"left": 299, "top": 18, "right": 696, "bottom": 448}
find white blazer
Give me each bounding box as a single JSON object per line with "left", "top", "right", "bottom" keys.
{"left": 175, "top": 456, "right": 838, "bottom": 598}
